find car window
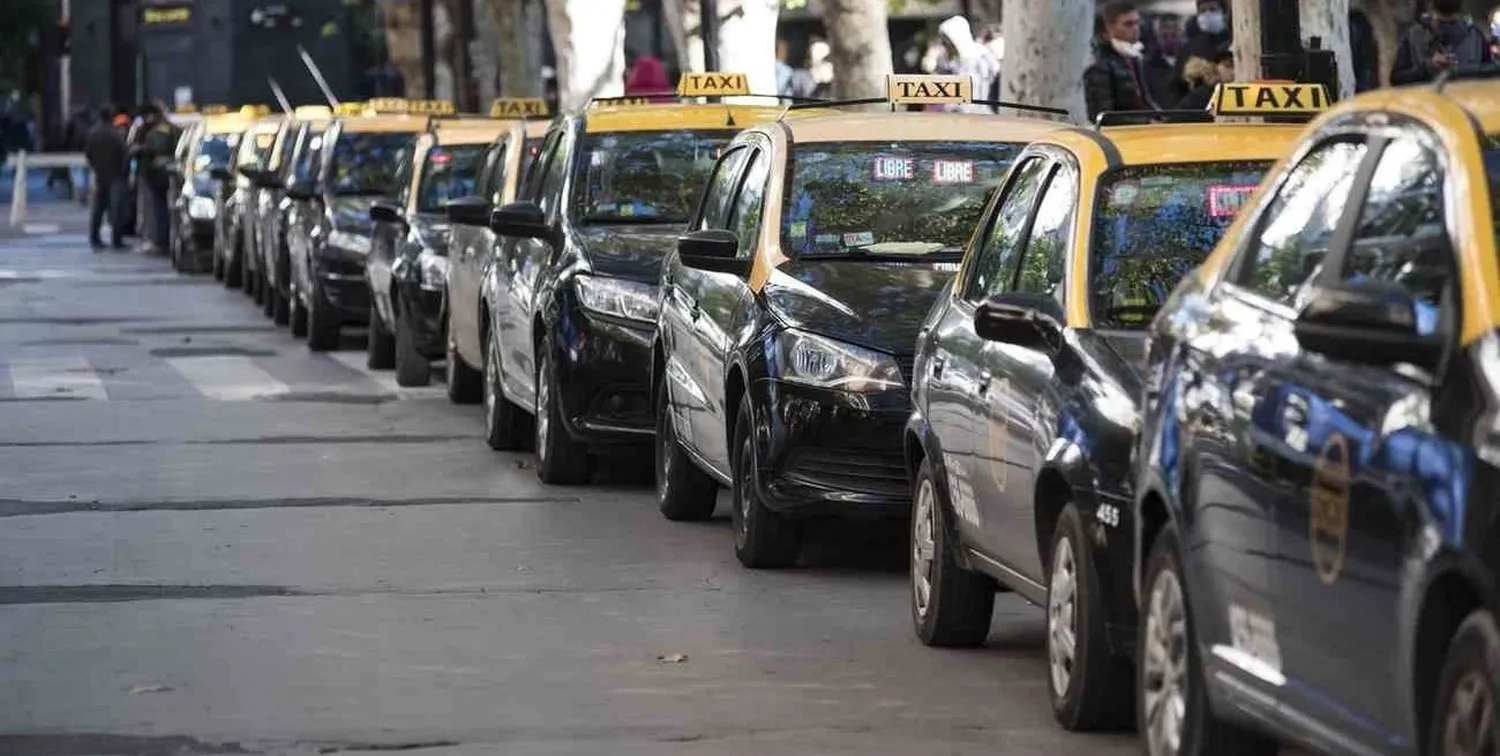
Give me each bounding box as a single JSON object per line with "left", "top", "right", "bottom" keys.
{"left": 478, "top": 139, "right": 507, "bottom": 203}
{"left": 291, "top": 129, "right": 324, "bottom": 184}
{"left": 964, "top": 156, "right": 1049, "bottom": 300}
{"left": 696, "top": 146, "right": 749, "bottom": 231}
{"left": 730, "top": 150, "right": 769, "bottom": 259}
{"left": 538, "top": 131, "right": 571, "bottom": 216}
{"left": 521, "top": 132, "right": 559, "bottom": 202}
{"left": 392, "top": 150, "right": 415, "bottom": 206}
{"left": 1234, "top": 139, "right": 1369, "bottom": 306}
{"left": 1016, "top": 166, "right": 1077, "bottom": 299}
{"left": 326, "top": 131, "right": 417, "bottom": 195}
{"left": 417, "top": 144, "right": 487, "bottom": 213}
{"left": 1342, "top": 137, "right": 1450, "bottom": 335}
{"left": 574, "top": 130, "right": 729, "bottom": 224}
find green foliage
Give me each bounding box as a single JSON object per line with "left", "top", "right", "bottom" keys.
{"left": 0, "top": 0, "right": 52, "bottom": 97}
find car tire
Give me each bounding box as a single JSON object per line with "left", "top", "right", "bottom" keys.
{"left": 482, "top": 324, "right": 530, "bottom": 451}
{"left": 911, "top": 457, "right": 994, "bottom": 647}
{"left": 305, "top": 276, "right": 341, "bottom": 352}
{"left": 224, "top": 235, "right": 242, "bottom": 289}
{"left": 654, "top": 378, "right": 717, "bottom": 521}
{"left": 1048, "top": 504, "right": 1133, "bottom": 730}
{"left": 211, "top": 242, "right": 225, "bottom": 280}
{"left": 272, "top": 286, "right": 290, "bottom": 325}
{"left": 445, "top": 316, "right": 482, "bottom": 404}
{"left": 730, "top": 394, "right": 801, "bottom": 568}
{"left": 366, "top": 302, "right": 395, "bottom": 370}
{"left": 1139, "top": 524, "right": 1277, "bottom": 756}
{"left": 533, "top": 334, "right": 592, "bottom": 485}
{"left": 1428, "top": 608, "right": 1500, "bottom": 756}
{"left": 393, "top": 305, "right": 430, "bottom": 387}
{"left": 170, "top": 228, "right": 185, "bottom": 272}
{"left": 289, "top": 286, "right": 308, "bottom": 338}
{"left": 261, "top": 270, "right": 276, "bottom": 316}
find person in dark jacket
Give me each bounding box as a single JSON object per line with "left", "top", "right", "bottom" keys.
{"left": 1144, "top": 14, "right": 1185, "bottom": 109}
{"left": 1084, "top": 1, "right": 1158, "bottom": 121}
{"left": 1349, "top": 8, "right": 1380, "bottom": 92}
{"left": 1176, "top": 47, "right": 1234, "bottom": 111}
{"left": 1173, "top": 0, "right": 1231, "bottom": 100}
{"left": 1391, "top": 0, "right": 1493, "bottom": 85}
{"left": 83, "top": 108, "right": 129, "bottom": 250}
{"left": 132, "top": 103, "right": 180, "bottom": 254}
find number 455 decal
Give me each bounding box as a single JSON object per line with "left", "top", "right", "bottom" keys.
{"left": 1097, "top": 504, "right": 1121, "bottom": 528}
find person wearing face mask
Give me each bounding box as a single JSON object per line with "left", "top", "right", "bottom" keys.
{"left": 1173, "top": 0, "right": 1230, "bottom": 98}
{"left": 1392, "top": 0, "right": 1493, "bottom": 85}
{"left": 1084, "top": 1, "right": 1159, "bottom": 121}
{"left": 1145, "top": 14, "right": 1185, "bottom": 108}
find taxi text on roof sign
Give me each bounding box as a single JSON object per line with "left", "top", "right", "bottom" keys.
{"left": 334, "top": 102, "right": 367, "bottom": 116}
{"left": 1211, "top": 81, "right": 1331, "bottom": 116}
{"left": 886, "top": 74, "right": 973, "bottom": 105}
{"left": 677, "top": 72, "right": 751, "bottom": 97}
{"left": 239, "top": 104, "right": 272, "bottom": 118}
{"left": 366, "top": 97, "right": 410, "bottom": 114}
{"left": 201, "top": 104, "right": 229, "bottom": 115}
{"left": 294, "top": 105, "right": 333, "bottom": 119}
{"left": 408, "top": 99, "right": 455, "bottom": 115}
{"left": 490, "top": 98, "right": 549, "bottom": 118}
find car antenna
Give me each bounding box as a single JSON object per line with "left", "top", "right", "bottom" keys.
{"left": 297, "top": 44, "right": 341, "bottom": 108}
{"left": 267, "top": 77, "right": 294, "bottom": 114}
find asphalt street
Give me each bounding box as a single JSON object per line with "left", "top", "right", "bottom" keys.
{"left": 0, "top": 219, "right": 1137, "bottom": 756}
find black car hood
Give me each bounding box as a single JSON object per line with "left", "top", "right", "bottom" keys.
{"left": 765, "top": 260, "right": 959, "bottom": 355}
{"left": 574, "top": 223, "right": 681, "bottom": 284}
{"left": 330, "top": 196, "right": 381, "bottom": 235}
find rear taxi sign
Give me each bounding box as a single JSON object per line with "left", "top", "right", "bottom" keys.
{"left": 886, "top": 74, "right": 973, "bottom": 105}
{"left": 294, "top": 105, "right": 332, "bottom": 120}
{"left": 677, "top": 72, "right": 750, "bottom": 97}
{"left": 408, "top": 99, "right": 455, "bottom": 115}
{"left": 239, "top": 104, "right": 272, "bottom": 118}
{"left": 490, "top": 97, "right": 549, "bottom": 118}
{"left": 201, "top": 104, "right": 229, "bottom": 115}
{"left": 334, "top": 102, "right": 367, "bottom": 116}
{"left": 174, "top": 104, "right": 197, "bottom": 114}
{"left": 365, "top": 97, "right": 410, "bottom": 114}
{"left": 1211, "top": 81, "right": 1331, "bottom": 116}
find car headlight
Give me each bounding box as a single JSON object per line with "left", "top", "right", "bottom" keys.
{"left": 188, "top": 195, "right": 217, "bottom": 220}
{"left": 775, "top": 329, "right": 904, "bottom": 393}
{"left": 326, "top": 229, "right": 370, "bottom": 254}
{"left": 574, "top": 275, "right": 658, "bottom": 323}
{"left": 418, "top": 250, "right": 449, "bottom": 292}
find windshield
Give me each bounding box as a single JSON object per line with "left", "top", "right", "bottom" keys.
{"left": 781, "top": 141, "right": 1016, "bottom": 259}
{"left": 1091, "top": 160, "right": 1270, "bottom": 329}
{"left": 194, "top": 134, "right": 235, "bottom": 174}
{"left": 328, "top": 131, "right": 417, "bottom": 195}
{"left": 417, "top": 144, "right": 486, "bottom": 213}
{"left": 236, "top": 129, "right": 277, "bottom": 169}
{"left": 292, "top": 130, "right": 325, "bottom": 183}
{"left": 574, "top": 130, "right": 728, "bottom": 223}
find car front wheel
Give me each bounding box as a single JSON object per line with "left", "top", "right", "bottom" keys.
{"left": 1429, "top": 608, "right": 1500, "bottom": 756}
{"left": 482, "top": 325, "right": 530, "bottom": 451}
{"left": 1048, "top": 503, "right": 1132, "bottom": 730}
{"left": 654, "top": 377, "right": 717, "bottom": 521}
{"left": 533, "top": 335, "right": 591, "bottom": 485}
{"left": 910, "top": 457, "right": 993, "bottom": 646}
{"left": 730, "top": 395, "right": 800, "bottom": 568}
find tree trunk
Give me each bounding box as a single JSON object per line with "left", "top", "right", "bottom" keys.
{"left": 381, "top": 2, "right": 426, "bottom": 98}
{"left": 661, "top": 0, "right": 704, "bottom": 73}
{"left": 545, "top": 0, "right": 626, "bottom": 110}
{"left": 1231, "top": 0, "right": 1264, "bottom": 80}
{"left": 488, "top": 0, "right": 545, "bottom": 96}
{"left": 822, "top": 0, "right": 893, "bottom": 100}
{"left": 716, "top": 0, "right": 780, "bottom": 97}
{"left": 1353, "top": 0, "right": 1414, "bottom": 87}
{"left": 1301, "top": 0, "right": 1355, "bottom": 99}
{"left": 999, "top": 0, "right": 1091, "bottom": 123}
{"left": 472, "top": 0, "right": 500, "bottom": 104}
{"left": 433, "top": 0, "right": 456, "bottom": 101}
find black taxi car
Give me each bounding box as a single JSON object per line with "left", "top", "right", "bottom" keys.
{"left": 248, "top": 105, "right": 333, "bottom": 325}
{"left": 1133, "top": 76, "right": 1500, "bottom": 756}
{"left": 652, "top": 75, "right": 1068, "bottom": 568}
{"left": 170, "top": 106, "right": 241, "bottom": 272}
{"left": 903, "top": 82, "right": 1322, "bottom": 733}
{"left": 443, "top": 100, "right": 551, "bottom": 405}
{"left": 366, "top": 116, "right": 509, "bottom": 386}
{"left": 211, "top": 107, "right": 278, "bottom": 288}
{"left": 282, "top": 98, "right": 433, "bottom": 351}
{"left": 480, "top": 73, "right": 792, "bottom": 484}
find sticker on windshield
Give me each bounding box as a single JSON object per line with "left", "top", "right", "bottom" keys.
{"left": 595, "top": 202, "right": 618, "bottom": 214}
{"left": 814, "top": 233, "right": 840, "bottom": 245}
{"left": 1208, "top": 184, "right": 1257, "bottom": 218}
{"left": 789, "top": 221, "right": 808, "bottom": 239}
{"left": 843, "top": 231, "right": 876, "bottom": 247}
{"left": 930, "top": 159, "right": 975, "bottom": 184}
{"left": 619, "top": 204, "right": 635, "bottom": 217}
{"left": 1109, "top": 181, "right": 1140, "bottom": 207}
{"left": 873, "top": 156, "right": 915, "bottom": 181}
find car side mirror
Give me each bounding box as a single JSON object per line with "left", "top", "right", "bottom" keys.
{"left": 369, "top": 203, "right": 405, "bottom": 225}
{"left": 236, "top": 166, "right": 261, "bottom": 182}
{"left": 446, "top": 196, "right": 493, "bottom": 227}
{"left": 1293, "top": 281, "right": 1444, "bottom": 370}
{"left": 974, "top": 292, "right": 1066, "bottom": 351}
{"left": 489, "top": 201, "right": 548, "bottom": 238}
{"left": 259, "top": 172, "right": 285, "bottom": 190}
{"left": 677, "top": 229, "right": 749, "bottom": 276}
{"left": 209, "top": 166, "right": 232, "bottom": 182}
{"left": 285, "top": 180, "right": 316, "bottom": 201}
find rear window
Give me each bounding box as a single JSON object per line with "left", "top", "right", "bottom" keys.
{"left": 573, "top": 130, "right": 728, "bottom": 223}
{"left": 417, "top": 145, "right": 486, "bottom": 213}
{"left": 328, "top": 132, "right": 417, "bottom": 196}
{"left": 237, "top": 129, "right": 277, "bottom": 169}
{"left": 1091, "top": 160, "right": 1271, "bottom": 328}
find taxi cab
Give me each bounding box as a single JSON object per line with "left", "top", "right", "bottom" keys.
{"left": 480, "top": 73, "right": 795, "bottom": 484}
{"left": 283, "top": 98, "right": 436, "bottom": 351}
{"left": 902, "top": 81, "right": 1322, "bottom": 733}
{"left": 651, "top": 75, "right": 1069, "bottom": 568}
{"left": 1133, "top": 75, "right": 1500, "bottom": 756}
{"left": 170, "top": 105, "right": 241, "bottom": 272}
{"left": 211, "top": 106, "right": 279, "bottom": 289}
{"left": 364, "top": 114, "right": 511, "bottom": 386}
{"left": 440, "top": 98, "right": 552, "bottom": 404}
{"left": 248, "top": 104, "right": 333, "bottom": 326}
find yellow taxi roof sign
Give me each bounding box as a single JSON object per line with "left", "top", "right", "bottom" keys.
{"left": 1212, "top": 81, "right": 1330, "bottom": 116}
{"left": 294, "top": 105, "right": 333, "bottom": 120}
{"left": 201, "top": 104, "right": 229, "bottom": 115}
{"left": 592, "top": 96, "right": 657, "bottom": 107}
{"left": 174, "top": 103, "right": 198, "bottom": 114}
{"left": 490, "top": 97, "right": 549, "bottom": 118}
{"left": 677, "top": 72, "right": 751, "bottom": 97}
{"left": 239, "top": 104, "right": 272, "bottom": 118}
{"left": 334, "top": 102, "right": 367, "bottom": 116}
{"left": 408, "top": 99, "right": 454, "bottom": 115}
{"left": 886, "top": 74, "right": 973, "bottom": 105}
{"left": 365, "top": 97, "right": 410, "bottom": 114}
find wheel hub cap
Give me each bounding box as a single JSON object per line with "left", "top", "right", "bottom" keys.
{"left": 1143, "top": 566, "right": 1187, "bottom": 756}
{"left": 483, "top": 335, "right": 497, "bottom": 430}
{"left": 1444, "top": 670, "right": 1498, "bottom": 756}
{"left": 536, "top": 361, "right": 551, "bottom": 454}
{"left": 911, "top": 479, "right": 936, "bottom": 619}
{"left": 1048, "top": 537, "right": 1078, "bottom": 697}
{"left": 657, "top": 413, "right": 672, "bottom": 498}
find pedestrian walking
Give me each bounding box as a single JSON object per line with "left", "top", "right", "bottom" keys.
{"left": 1145, "top": 14, "right": 1186, "bottom": 109}
{"left": 934, "top": 16, "right": 1000, "bottom": 113}
{"left": 83, "top": 107, "right": 130, "bottom": 250}
{"left": 1391, "top": 0, "right": 1493, "bottom": 85}
{"left": 1084, "top": 1, "right": 1159, "bottom": 121}
{"left": 775, "top": 39, "right": 797, "bottom": 97}
{"left": 793, "top": 39, "right": 834, "bottom": 100}
{"left": 131, "top": 103, "right": 180, "bottom": 255}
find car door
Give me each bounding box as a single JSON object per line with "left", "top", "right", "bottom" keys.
{"left": 500, "top": 126, "right": 571, "bottom": 411}
{"left": 1189, "top": 134, "right": 1371, "bottom": 699}
{"left": 941, "top": 154, "right": 1051, "bottom": 553}
{"left": 972, "top": 155, "right": 1077, "bottom": 579}
{"left": 371, "top": 148, "right": 417, "bottom": 328}
{"left": 1261, "top": 131, "right": 1451, "bottom": 751}
{"left": 451, "top": 137, "right": 507, "bottom": 367}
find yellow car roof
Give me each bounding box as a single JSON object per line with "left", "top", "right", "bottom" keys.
{"left": 583, "top": 103, "right": 788, "bottom": 133}
{"left": 340, "top": 114, "right": 431, "bottom": 134}
{"left": 202, "top": 114, "right": 257, "bottom": 135}
{"left": 434, "top": 123, "right": 509, "bottom": 146}
{"left": 1046, "top": 123, "right": 1305, "bottom": 167}
{"left": 781, "top": 111, "right": 1067, "bottom": 144}
{"left": 524, "top": 119, "right": 552, "bottom": 138}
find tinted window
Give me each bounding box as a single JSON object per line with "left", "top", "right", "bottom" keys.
{"left": 697, "top": 146, "right": 750, "bottom": 230}
{"left": 327, "top": 131, "right": 418, "bottom": 195}
{"left": 1017, "top": 168, "right": 1077, "bottom": 298}
{"left": 520, "top": 137, "right": 544, "bottom": 182}
{"left": 417, "top": 145, "right": 487, "bottom": 212}
{"left": 731, "top": 151, "right": 769, "bottom": 258}
{"left": 782, "top": 141, "right": 1018, "bottom": 259}
{"left": 194, "top": 134, "right": 235, "bottom": 173}
{"left": 966, "top": 156, "right": 1049, "bottom": 299}
{"left": 574, "top": 130, "right": 728, "bottom": 223}
{"left": 539, "top": 133, "right": 571, "bottom": 214}
{"left": 237, "top": 129, "right": 277, "bottom": 169}
{"left": 292, "top": 130, "right": 325, "bottom": 183}
{"left": 1094, "top": 161, "right": 1271, "bottom": 328}
{"left": 1236, "top": 141, "right": 1368, "bottom": 305}
{"left": 1345, "top": 138, "right": 1449, "bottom": 334}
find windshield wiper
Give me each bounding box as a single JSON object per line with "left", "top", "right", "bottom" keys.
{"left": 580, "top": 215, "right": 686, "bottom": 225}
{"left": 335, "top": 188, "right": 388, "bottom": 197}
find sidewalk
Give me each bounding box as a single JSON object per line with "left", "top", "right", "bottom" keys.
{"left": 0, "top": 201, "right": 92, "bottom": 243}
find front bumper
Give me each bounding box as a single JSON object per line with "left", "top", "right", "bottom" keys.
{"left": 549, "top": 307, "right": 655, "bottom": 449}
{"left": 184, "top": 217, "right": 215, "bottom": 260}
{"left": 313, "top": 249, "right": 369, "bottom": 322}
{"left": 395, "top": 282, "right": 446, "bottom": 358}
{"left": 750, "top": 378, "right": 912, "bottom": 518}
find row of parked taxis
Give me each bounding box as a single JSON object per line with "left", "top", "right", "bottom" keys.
{"left": 166, "top": 71, "right": 1500, "bottom": 756}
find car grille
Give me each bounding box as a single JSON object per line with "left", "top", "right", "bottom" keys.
{"left": 896, "top": 353, "right": 917, "bottom": 382}
{"left": 785, "top": 448, "right": 910, "bottom": 498}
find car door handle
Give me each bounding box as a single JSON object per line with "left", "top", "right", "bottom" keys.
{"left": 978, "top": 369, "right": 993, "bottom": 394}
{"left": 689, "top": 302, "right": 701, "bottom": 321}
{"left": 930, "top": 354, "right": 946, "bottom": 378}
